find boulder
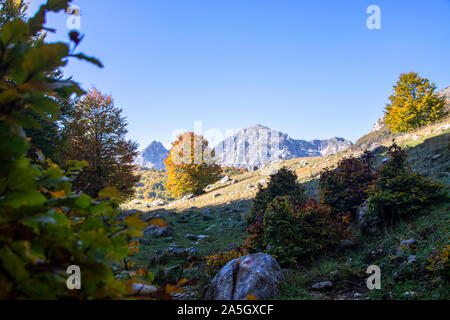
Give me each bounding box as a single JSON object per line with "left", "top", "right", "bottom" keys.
{"left": 143, "top": 225, "right": 173, "bottom": 237}
{"left": 204, "top": 253, "right": 284, "bottom": 300}
{"left": 358, "top": 201, "right": 379, "bottom": 234}
{"left": 220, "top": 175, "right": 230, "bottom": 184}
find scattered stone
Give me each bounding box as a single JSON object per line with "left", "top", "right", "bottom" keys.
{"left": 403, "top": 291, "right": 416, "bottom": 297}
{"left": 143, "top": 225, "right": 173, "bottom": 237}
{"left": 246, "top": 184, "right": 255, "bottom": 190}
{"left": 131, "top": 283, "right": 158, "bottom": 296}
{"left": 431, "top": 154, "right": 442, "bottom": 162}
{"left": 381, "top": 158, "right": 389, "bottom": 164}
{"left": 151, "top": 199, "right": 166, "bottom": 207}
{"left": 204, "top": 253, "right": 284, "bottom": 300}
{"left": 230, "top": 179, "right": 238, "bottom": 184}
{"left": 354, "top": 292, "right": 362, "bottom": 299}
{"left": 433, "top": 124, "right": 450, "bottom": 133}
{"left": 214, "top": 193, "right": 222, "bottom": 198}
{"left": 201, "top": 208, "right": 212, "bottom": 214}
{"left": 412, "top": 134, "right": 420, "bottom": 141}
{"left": 358, "top": 201, "right": 379, "bottom": 234}
{"left": 407, "top": 255, "right": 417, "bottom": 264}
{"left": 399, "top": 238, "right": 416, "bottom": 248}
{"left": 220, "top": 175, "right": 230, "bottom": 184}
{"left": 185, "top": 233, "right": 198, "bottom": 241}
{"left": 311, "top": 281, "right": 333, "bottom": 291}
{"left": 197, "top": 234, "right": 210, "bottom": 240}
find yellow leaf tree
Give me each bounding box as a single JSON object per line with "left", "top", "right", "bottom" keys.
{"left": 165, "top": 132, "right": 222, "bottom": 197}
{"left": 384, "top": 72, "right": 447, "bottom": 133}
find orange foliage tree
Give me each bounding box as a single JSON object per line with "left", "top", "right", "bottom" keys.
{"left": 165, "top": 132, "right": 221, "bottom": 197}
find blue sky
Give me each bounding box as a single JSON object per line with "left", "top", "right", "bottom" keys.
{"left": 29, "top": 0, "right": 450, "bottom": 149}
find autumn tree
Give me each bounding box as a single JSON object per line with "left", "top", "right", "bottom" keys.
{"left": 165, "top": 132, "right": 222, "bottom": 197}
{"left": 384, "top": 72, "right": 447, "bottom": 133}
{"left": 0, "top": 0, "right": 28, "bottom": 27}
{"left": 62, "top": 88, "right": 140, "bottom": 198}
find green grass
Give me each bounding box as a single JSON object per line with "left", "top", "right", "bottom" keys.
{"left": 125, "top": 119, "right": 450, "bottom": 300}
{"left": 278, "top": 201, "right": 449, "bottom": 300}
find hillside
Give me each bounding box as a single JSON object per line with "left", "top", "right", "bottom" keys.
{"left": 123, "top": 116, "right": 449, "bottom": 300}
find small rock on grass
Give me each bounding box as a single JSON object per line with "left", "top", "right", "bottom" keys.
{"left": 311, "top": 281, "right": 333, "bottom": 290}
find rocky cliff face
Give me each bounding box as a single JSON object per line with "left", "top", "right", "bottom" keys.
{"left": 135, "top": 141, "right": 168, "bottom": 169}
{"left": 214, "top": 125, "right": 352, "bottom": 169}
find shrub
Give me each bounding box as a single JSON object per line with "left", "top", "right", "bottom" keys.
{"left": 246, "top": 168, "right": 306, "bottom": 251}
{"left": 366, "top": 144, "right": 447, "bottom": 228}
{"left": 319, "top": 151, "right": 377, "bottom": 220}
{"left": 204, "top": 250, "right": 243, "bottom": 277}
{"left": 203, "top": 238, "right": 253, "bottom": 277}
{"left": 263, "top": 197, "right": 351, "bottom": 267}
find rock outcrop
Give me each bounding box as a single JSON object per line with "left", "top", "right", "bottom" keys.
{"left": 135, "top": 141, "right": 168, "bottom": 169}
{"left": 204, "top": 253, "right": 284, "bottom": 300}
{"left": 214, "top": 125, "right": 352, "bottom": 169}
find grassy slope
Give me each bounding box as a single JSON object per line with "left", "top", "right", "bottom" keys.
{"left": 127, "top": 117, "right": 450, "bottom": 300}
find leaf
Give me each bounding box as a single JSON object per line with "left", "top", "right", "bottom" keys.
{"left": 71, "top": 53, "right": 104, "bottom": 68}
{"left": 246, "top": 294, "right": 259, "bottom": 300}
{"left": 177, "top": 278, "right": 188, "bottom": 286}
{"left": 124, "top": 215, "right": 147, "bottom": 230}
{"left": 1, "top": 19, "right": 28, "bottom": 43}
{"left": 165, "top": 284, "right": 183, "bottom": 294}
{"left": 49, "top": 190, "right": 66, "bottom": 198}
{"left": 148, "top": 218, "right": 166, "bottom": 228}
{"left": 98, "top": 187, "right": 122, "bottom": 200}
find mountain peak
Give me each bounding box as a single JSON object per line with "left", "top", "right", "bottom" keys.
{"left": 215, "top": 125, "right": 352, "bottom": 169}
{"left": 135, "top": 141, "right": 168, "bottom": 169}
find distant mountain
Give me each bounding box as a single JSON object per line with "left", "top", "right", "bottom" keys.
{"left": 135, "top": 141, "right": 168, "bottom": 169}
{"left": 439, "top": 86, "right": 450, "bottom": 101}
{"left": 214, "top": 125, "right": 352, "bottom": 169}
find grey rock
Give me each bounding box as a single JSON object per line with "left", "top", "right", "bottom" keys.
{"left": 407, "top": 255, "right": 417, "bottom": 264}
{"left": 381, "top": 158, "right": 389, "bottom": 164}
{"left": 134, "top": 141, "right": 168, "bottom": 169}
{"left": 400, "top": 238, "right": 416, "bottom": 248}
{"left": 204, "top": 253, "right": 284, "bottom": 300}
{"left": 185, "top": 233, "right": 198, "bottom": 241}
{"left": 220, "top": 175, "right": 230, "bottom": 184}
{"left": 311, "top": 281, "right": 333, "bottom": 290}
{"left": 358, "top": 201, "right": 379, "bottom": 233}
{"left": 214, "top": 125, "right": 353, "bottom": 168}
{"left": 431, "top": 154, "right": 442, "bottom": 161}
{"left": 151, "top": 199, "right": 166, "bottom": 207}
{"left": 143, "top": 225, "right": 173, "bottom": 237}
